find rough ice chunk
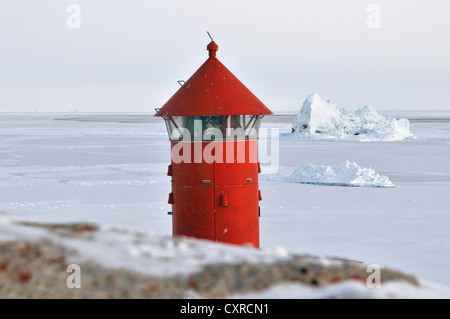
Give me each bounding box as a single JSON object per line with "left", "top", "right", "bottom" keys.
{"left": 287, "top": 161, "right": 394, "bottom": 188}
{"left": 291, "top": 93, "right": 414, "bottom": 141}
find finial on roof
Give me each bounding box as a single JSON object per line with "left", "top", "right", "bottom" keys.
{"left": 207, "top": 41, "right": 218, "bottom": 58}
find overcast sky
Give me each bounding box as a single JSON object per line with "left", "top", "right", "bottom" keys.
{"left": 0, "top": 0, "right": 449, "bottom": 112}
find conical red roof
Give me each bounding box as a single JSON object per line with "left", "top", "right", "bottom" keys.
{"left": 156, "top": 41, "right": 272, "bottom": 117}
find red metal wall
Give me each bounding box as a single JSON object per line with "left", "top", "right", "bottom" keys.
{"left": 168, "top": 140, "right": 260, "bottom": 247}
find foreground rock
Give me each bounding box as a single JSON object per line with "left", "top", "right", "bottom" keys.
{"left": 0, "top": 218, "right": 419, "bottom": 298}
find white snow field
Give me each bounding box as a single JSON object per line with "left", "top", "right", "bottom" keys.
{"left": 290, "top": 93, "right": 414, "bottom": 142}
{"left": 1, "top": 111, "right": 450, "bottom": 296}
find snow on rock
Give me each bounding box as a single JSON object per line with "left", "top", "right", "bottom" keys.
{"left": 288, "top": 161, "right": 395, "bottom": 188}
{"left": 0, "top": 215, "right": 290, "bottom": 279}
{"left": 290, "top": 93, "right": 414, "bottom": 142}
{"left": 1, "top": 215, "right": 436, "bottom": 299}
{"left": 232, "top": 281, "right": 450, "bottom": 299}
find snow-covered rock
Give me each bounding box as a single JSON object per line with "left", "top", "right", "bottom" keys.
{"left": 4, "top": 216, "right": 446, "bottom": 299}
{"left": 290, "top": 93, "right": 414, "bottom": 142}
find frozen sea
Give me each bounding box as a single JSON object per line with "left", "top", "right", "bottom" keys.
{"left": 0, "top": 111, "right": 449, "bottom": 287}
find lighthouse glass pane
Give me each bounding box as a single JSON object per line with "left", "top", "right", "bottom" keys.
{"left": 228, "top": 115, "right": 261, "bottom": 140}
{"left": 164, "top": 116, "right": 184, "bottom": 141}
{"left": 164, "top": 115, "right": 262, "bottom": 141}
{"left": 243, "top": 115, "right": 262, "bottom": 139}
{"left": 201, "top": 116, "right": 223, "bottom": 141}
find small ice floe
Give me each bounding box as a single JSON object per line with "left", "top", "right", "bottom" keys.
{"left": 287, "top": 161, "right": 394, "bottom": 188}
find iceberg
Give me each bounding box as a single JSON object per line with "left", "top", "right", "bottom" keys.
{"left": 287, "top": 161, "right": 394, "bottom": 188}
{"left": 290, "top": 93, "right": 414, "bottom": 142}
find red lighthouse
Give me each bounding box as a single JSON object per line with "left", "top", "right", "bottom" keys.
{"left": 155, "top": 40, "right": 272, "bottom": 248}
